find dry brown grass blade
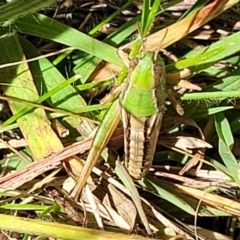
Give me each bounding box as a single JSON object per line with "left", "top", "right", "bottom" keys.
{"left": 0, "top": 128, "right": 123, "bottom": 190}
{"left": 79, "top": 181, "right": 137, "bottom": 231}
{"left": 63, "top": 157, "right": 104, "bottom": 229}
{"left": 63, "top": 156, "right": 137, "bottom": 231}
{"left": 91, "top": 0, "right": 237, "bottom": 82}
{"left": 143, "top": 0, "right": 235, "bottom": 51}
{"left": 47, "top": 187, "right": 83, "bottom": 224}
{"left": 104, "top": 183, "right": 137, "bottom": 231}
{"left": 86, "top": 164, "right": 191, "bottom": 237}
{"left": 174, "top": 184, "right": 240, "bottom": 216}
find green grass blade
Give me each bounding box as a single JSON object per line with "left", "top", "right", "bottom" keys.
{"left": 144, "top": 0, "right": 162, "bottom": 35}
{"left": 180, "top": 91, "right": 240, "bottom": 101}
{"left": 176, "top": 46, "right": 227, "bottom": 69}
{"left": 0, "top": 204, "right": 50, "bottom": 211}
{"left": 75, "top": 80, "right": 112, "bottom": 91}
{"left": 230, "top": 116, "right": 240, "bottom": 134}
{"left": 214, "top": 113, "right": 240, "bottom": 186}
{"left": 218, "top": 139, "right": 240, "bottom": 186}
{"left": 175, "top": 31, "right": 240, "bottom": 74}
{"left": 11, "top": 13, "right": 122, "bottom": 66}
{"left": 104, "top": 16, "right": 140, "bottom": 47}
{"left": 0, "top": 214, "right": 153, "bottom": 240}
{"left": 140, "top": 0, "right": 150, "bottom": 36}
{"left": 139, "top": 176, "right": 196, "bottom": 215}
{"left": 2, "top": 96, "right": 109, "bottom": 127}
{"left": 115, "top": 161, "right": 151, "bottom": 235}
{"left": 185, "top": 106, "right": 233, "bottom": 120}
{"left": 207, "top": 66, "right": 240, "bottom": 91}
{"left": 88, "top": 0, "right": 133, "bottom": 36}
{"left": 214, "top": 112, "right": 234, "bottom": 148}
{"left": 0, "top": 32, "right": 63, "bottom": 158}
{"left": 0, "top": 0, "right": 59, "bottom": 26}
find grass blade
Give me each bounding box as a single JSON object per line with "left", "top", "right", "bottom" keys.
{"left": 10, "top": 14, "right": 122, "bottom": 66}
{"left": 0, "top": 213, "right": 153, "bottom": 240}
{"left": 140, "top": 176, "right": 196, "bottom": 215}
{"left": 0, "top": 0, "right": 59, "bottom": 26}
{"left": 115, "top": 161, "right": 151, "bottom": 235}
{"left": 214, "top": 113, "right": 240, "bottom": 185}
{"left": 0, "top": 32, "right": 63, "bottom": 158}
{"left": 214, "top": 112, "right": 234, "bottom": 149}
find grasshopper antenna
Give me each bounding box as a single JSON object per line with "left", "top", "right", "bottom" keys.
{"left": 137, "top": 23, "right": 145, "bottom": 54}
{"left": 154, "top": 28, "right": 168, "bottom": 61}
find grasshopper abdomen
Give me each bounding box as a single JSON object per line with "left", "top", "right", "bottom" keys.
{"left": 120, "top": 106, "right": 164, "bottom": 179}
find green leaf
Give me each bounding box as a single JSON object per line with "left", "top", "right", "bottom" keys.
{"left": 115, "top": 161, "right": 151, "bottom": 235}
{"left": 0, "top": 213, "right": 147, "bottom": 240}
{"left": 0, "top": 0, "right": 59, "bottom": 25}
{"left": 218, "top": 139, "right": 240, "bottom": 186}
{"left": 214, "top": 112, "right": 234, "bottom": 149}
{"left": 176, "top": 31, "right": 240, "bottom": 74}
{"left": 11, "top": 13, "right": 122, "bottom": 66}
{"left": 139, "top": 176, "right": 196, "bottom": 215}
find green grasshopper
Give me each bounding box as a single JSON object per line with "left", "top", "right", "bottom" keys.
{"left": 119, "top": 51, "right": 166, "bottom": 179}
{"left": 70, "top": 49, "right": 167, "bottom": 198}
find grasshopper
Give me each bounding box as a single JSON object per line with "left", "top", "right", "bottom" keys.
{"left": 119, "top": 51, "right": 166, "bottom": 179}
{"left": 70, "top": 49, "right": 167, "bottom": 198}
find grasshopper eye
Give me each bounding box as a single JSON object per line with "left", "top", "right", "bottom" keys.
{"left": 153, "top": 64, "right": 162, "bottom": 75}
{"left": 154, "top": 64, "right": 165, "bottom": 85}
{"left": 129, "top": 58, "right": 139, "bottom": 69}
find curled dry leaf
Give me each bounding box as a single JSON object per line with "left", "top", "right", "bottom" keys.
{"left": 177, "top": 80, "right": 202, "bottom": 91}
{"left": 159, "top": 136, "right": 212, "bottom": 153}
{"left": 52, "top": 119, "right": 70, "bottom": 138}
{"left": 161, "top": 116, "right": 211, "bottom": 174}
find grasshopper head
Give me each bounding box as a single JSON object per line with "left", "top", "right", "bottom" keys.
{"left": 129, "top": 52, "right": 166, "bottom": 90}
